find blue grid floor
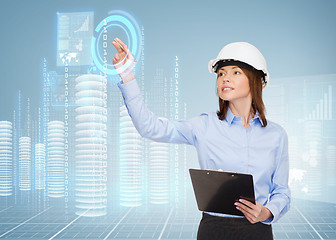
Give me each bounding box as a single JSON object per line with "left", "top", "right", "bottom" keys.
{"left": 0, "top": 199, "right": 335, "bottom": 239}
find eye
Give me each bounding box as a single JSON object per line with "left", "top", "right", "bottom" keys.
{"left": 218, "top": 72, "right": 224, "bottom": 77}
{"left": 234, "top": 71, "right": 241, "bottom": 75}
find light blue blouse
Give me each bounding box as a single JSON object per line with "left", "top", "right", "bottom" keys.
{"left": 118, "top": 79, "right": 291, "bottom": 224}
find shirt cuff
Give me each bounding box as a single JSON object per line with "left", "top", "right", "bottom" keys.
{"left": 117, "top": 79, "right": 141, "bottom": 103}
{"left": 261, "top": 202, "right": 279, "bottom": 225}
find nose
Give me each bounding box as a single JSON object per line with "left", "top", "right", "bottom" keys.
{"left": 222, "top": 77, "right": 230, "bottom": 83}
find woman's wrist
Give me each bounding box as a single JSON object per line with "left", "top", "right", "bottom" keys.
{"left": 121, "top": 72, "right": 135, "bottom": 83}
{"left": 262, "top": 207, "right": 273, "bottom": 222}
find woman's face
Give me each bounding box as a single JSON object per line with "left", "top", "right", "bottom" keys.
{"left": 216, "top": 65, "right": 251, "bottom": 104}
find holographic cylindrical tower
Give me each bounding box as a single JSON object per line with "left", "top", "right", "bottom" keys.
{"left": 0, "top": 121, "right": 13, "bottom": 196}
{"left": 47, "top": 121, "right": 65, "bottom": 198}
{"left": 149, "top": 141, "right": 169, "bottom": 204}
{"left": 75, "top": 74, "right": 107, "bottom": 217}
{"left": 19, "top": 136, "right": 31, "bottom": 191}
{"left": 120, "top": 105, "right": 143, "bottom": 207}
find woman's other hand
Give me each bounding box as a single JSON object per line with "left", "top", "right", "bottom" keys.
{"left": 112, "top": 37, "right": 135, "bottom": 83}
{"left": 234, "top": 199, "right": 273, "bottom": 224}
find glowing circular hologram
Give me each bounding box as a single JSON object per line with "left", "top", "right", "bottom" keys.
{"left": 91, "top": 11, "right": 141, "bottom": 77}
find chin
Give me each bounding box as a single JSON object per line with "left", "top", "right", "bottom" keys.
{"left": 219, "top": 96, "right": 230, "bottom": 101}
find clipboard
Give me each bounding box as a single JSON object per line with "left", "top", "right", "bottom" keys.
{"left": 189, "top": 168, "right": 255, "bottom": 216}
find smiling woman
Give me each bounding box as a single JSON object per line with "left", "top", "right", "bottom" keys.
{"left": 216, "top": 66, "right": 267, "bottom": 127}
{"left": 113, "top": 38, "right": 290, "bottom": 240}
{"left": 210, "top": 42, "right": 268, "bottom": 129}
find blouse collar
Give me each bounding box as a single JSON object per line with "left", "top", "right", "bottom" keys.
{"left": 226, "top": 107, "right": 264, "bottom": 127}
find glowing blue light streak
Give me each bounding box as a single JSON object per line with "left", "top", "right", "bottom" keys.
{"left": 35, "top": 143, "right": 45, "bottom": 190}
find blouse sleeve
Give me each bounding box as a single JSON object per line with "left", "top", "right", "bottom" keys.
{"left": 262, "top": 128, "right": 291, "bottom": 224}
{"left": 118, "top": 79, "right": 203, "bottom": 146}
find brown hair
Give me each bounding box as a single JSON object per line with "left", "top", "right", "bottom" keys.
{"left": 216, "top": 68, "right": 267, "bottom": 127}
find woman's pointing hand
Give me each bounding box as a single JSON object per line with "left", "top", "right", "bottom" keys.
{"left": 112, "top": 37, "right": 135, "bottom": 83}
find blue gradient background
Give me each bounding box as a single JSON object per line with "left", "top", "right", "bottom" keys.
{"left": 0, "top": 0, "right": 336, "bottom": 239}
{"left": 1, "top": 0, "right": 336, "bottom": 119}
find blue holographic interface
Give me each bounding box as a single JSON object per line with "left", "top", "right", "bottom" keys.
{"left": 91, "top": 10, "right": 141, "bottom": 78}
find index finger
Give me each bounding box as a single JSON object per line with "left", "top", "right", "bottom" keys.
{"left": 115, "top": 37, "right": 129, "bottom": 51}
{"left": 112, "top": 40, "right": 124, "bottom": 54}
{"left": 238, "top": 199, "right": 255, "bottom": 208}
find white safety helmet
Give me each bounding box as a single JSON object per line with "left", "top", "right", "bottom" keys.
{"left": 208, "top": 42, "right": 269, "bottom": 88}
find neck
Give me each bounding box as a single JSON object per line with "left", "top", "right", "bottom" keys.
{"left": 229, "top": 100, "right": 254, "bottom": 128}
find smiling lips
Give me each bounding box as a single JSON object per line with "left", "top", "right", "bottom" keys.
{"left": 222, "top": 86, "right": 234, "bottom": 92}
